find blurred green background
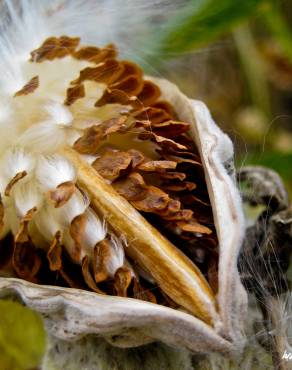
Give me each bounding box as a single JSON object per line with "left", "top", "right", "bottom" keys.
{"left": 144, "top": 0, "right": 292, "bottom": 195}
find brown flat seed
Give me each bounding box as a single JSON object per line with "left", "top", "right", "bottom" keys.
{"left": 101, "top": 116, "right": 128, "bottom": 136}
{"left": 110, "top": 75, "right": 143, "bottom": 96}
{"left": 13, "top": 241, "right": 41, "bottom": 282}
{"left": 82, "top": 256, "right": 104, "bottom": 294}
{"left": 153, "top": 120, "right": 190, "bottom": 138}
{"left": 73, "top": 125, "right": 103, "bottom": 154}
{"left": 131, "top": 186, "right": 170, "bottom": 212}
{"left": 133, "top": 278, "right": 157, "bottom": 303}
{"left": 74, "top": 117, "right": 129, "bottom": 154}
{"left": 163, "top": 209, "right": 194, "bottom": 221}
{"left": 94, "top": 240, "right": 111, "bottom": 283}
{"left": 95, "top": 89, "right": 129, "bottom": 106}
{"left": 127, "top": 149, "right": 145, "bottom": 168}
{"left": 72, "top": 59, "right": 124, "bottom": 85}
{"left": 73, "top": 44, "right": 117, "bottom": 64}
{"left": 133, "top": 107, "right": 171, "bottom": 124}
{"left": 64, "top": 84, "right": 85, "bottom": 105}
{"left": 177, "top": 219, "right": 212, "bottom": 235}
{"left": 158, "top": 199, "right": 181, "bottom": 216}
{"left": 30, "top": 36, "right": 80, "bottom": 62}
{"left": 137, "top": 160, "right": 177, "bottom": 172}
{"left": 49, "top": 181, "right": 76, "bottom": 208}
{"left": 119, "top": 61, "right": 143, "bottom": 79}
{"left": 92, "top": 150, "right": 132, "bottom": 181}
{"left": 137, "top": 81, "right": 161, "bottom": 106}
{"left": 113, "top": 172, "right": 148, "bottom": 201}
{"left": 159, "top": 172, "right": 186, "bottom": 181}
{"left": 139, "top": 131, "right": 188, "bottom": 151}
{"left": 151, "top": 101, "right": 176, "bottom": 117}
{"left": 14, "top": 76, "right": 39, "bottom": 97}
{"left": 163, "top": 182, "right": 197, "bottom": 192}
{"left": 5, "top": 171, "right": 27, "bottom": 196}
{"left": 74, "top": 43, "right": 117, "bottom": 64}
{"left": 73, "top": 46, "right": 101, "bottom": 62}
{"left": 114, "top": 267, "right": 132, "bottom": 297}
{"left": 47, "top": 231, "right": 62, "bottom": 271}
{"left": 14, "top": 207, "right": 37, "bottom": 244}
{"left": 69, "top": 213, "right": 87, "bottom": 263}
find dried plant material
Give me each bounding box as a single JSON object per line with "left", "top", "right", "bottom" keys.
{"left": 4, "top": 171, "right": 27, "bottom": 196}
{"left": 93, "top": 240, "right": 112, "bottom": 283}
{"left": 64, "top": 84, "right": 85, "bottom": 105}
{"left": 72, "top": 59, "right": 124, "bottom": 85}
{"left": 30, "top": 36, "right": 80, "bottom": 62}
{"left": 177, "top": 219, "right": 212, "bottom": 235}
{"left": 73, "top": 125, "right": 102, "bottom": 154}
{"left": 113, "top": 172, "right": 148, "bottom": 201}
{"left": 133, "top": 107, "right": 172, "bottom": 124}
{"left": 114, "top": 267, "right": 132, "bottom": 297}
{"left": 133, "top": 278, "right": 157, "bottom": 304}
{"left": 13, "top": 242, "right": 41, "bottom": 282}
{"left": 92, "top": 150, "right": 132, "bottom": 181}
{"left": 137, "top": 81, "right": 161, "bottom": 106}
{"left": 152, "top": 101, "right": 177, "bottom": 117}
{"left": 137, "top": 160, "right": 177, "bottom": 172}
{"left": 119, "top": 61, "right": 143, "bottom": 79}
{"left": 0, "top": 24, "right": 247, "bottom": 355}
{"left": 127, "top": 149, "right": 145, "bottom": 168}
{"left": 110, "top": 75, "right": 143, "bottom": 96}
{"left": 69, "top": 213, "right": 87, "bottom": 262}
{"left": 14, "top": 76, "right": 39, "bottom": 97}
{"left": 152, "top": 120, "right": 190, "bottom": 138}
{"left": 139, "top": 131, "right": 187, "bottom": 151}
{"left": 161, "top": 154, "right": 202, "bottom": 166}
{"left": 95, "top": 88, "right": 142, "bottom": 108}
{"left": 163, "top": 210, "right": 194, "bottom": 222}
{"left": 48, "top": 181, "right": 76, "bottom": 208}
{"left": 14, "top": 207, "right": 37, "bottom": 244}
{"left": 47, "top": 231, "right": 62, "bottom": 271}
{"left": 131, "top": 186, "right": 170, "bottom": 212}
{"left": 74, "top": 44, "right": 117, "bottom": 64}
{"left": 158, "top": 199, "right": 181, "bottom": 215}
{"left": 82, "top": 256, "right": 104, "bottom": 294}
{"left": 64, "top": 148, "right": 216, "bottom": 324}
{"left": 73, "top": 117, "right": 128, "bottom": 154}
{"left": 163, "top": 182, "right": 197, "bottom": 192}
{"left": 73, "top": 46, "right": 101, "bottom": 62}
{"left": 159, "top": 172, "right": 186, "bottom": 181}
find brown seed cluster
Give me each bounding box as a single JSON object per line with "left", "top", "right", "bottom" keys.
{"left": 0, "top": 36, "right": 219, "bottom": 305}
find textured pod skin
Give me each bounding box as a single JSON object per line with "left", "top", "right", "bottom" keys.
{"left": 0, "top": 77, "right": 247, "bottom": 356}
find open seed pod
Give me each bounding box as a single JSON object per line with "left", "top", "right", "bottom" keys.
{"left": 0, "top": 11, "right": 247, "bottom": 357}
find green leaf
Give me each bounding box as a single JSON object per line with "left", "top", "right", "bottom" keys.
{"left": 148, "top": 0, "right": 270, "bottom": 58}
{"left": 0, "top": 300, "right": 46, "bottom": 370}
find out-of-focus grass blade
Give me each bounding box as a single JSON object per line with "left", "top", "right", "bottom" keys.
{"left": 148, "top": 0, "right": 270, "bottom": 58}
{"left": 0, "top": 300, "right": 46, "bottom": 370}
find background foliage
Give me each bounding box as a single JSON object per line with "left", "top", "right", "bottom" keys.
{"left": 145, "top": 0, "right": 292, "bottom": 195}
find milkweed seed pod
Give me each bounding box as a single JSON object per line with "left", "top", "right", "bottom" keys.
{"left": 0, "top": 1, "right": 247, "bottom": 356}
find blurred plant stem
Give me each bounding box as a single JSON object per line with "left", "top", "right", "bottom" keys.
{"left": 261, "top": 1, "right": 292, "bottom": 62}
{"left": 233, "top": 25, "right": 271, "bottom": 118}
